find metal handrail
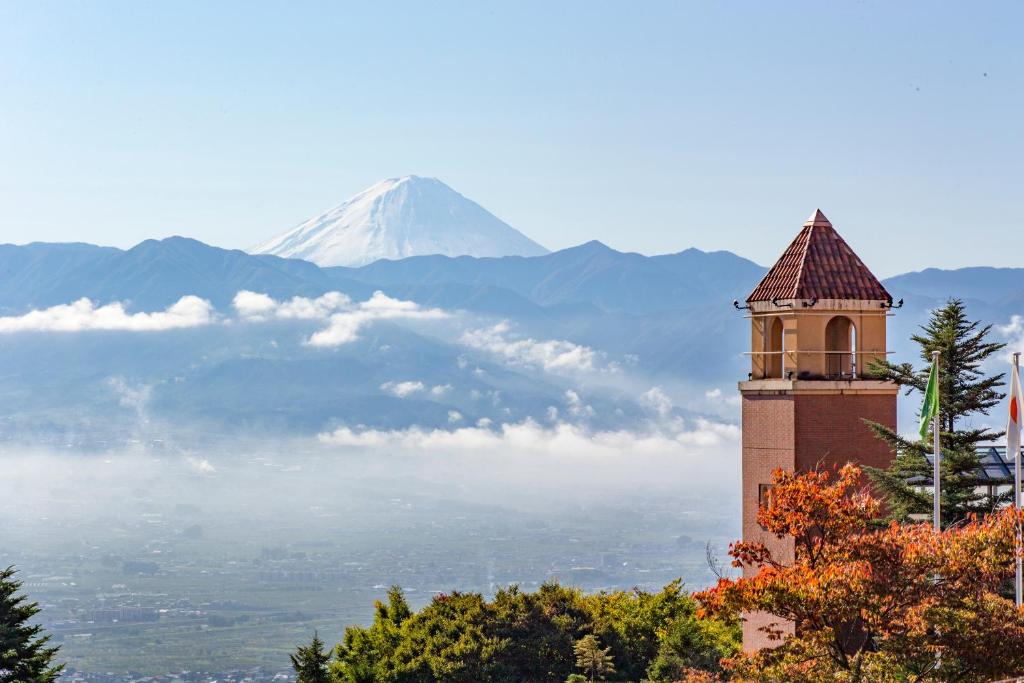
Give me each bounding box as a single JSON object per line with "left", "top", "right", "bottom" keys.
{"left": 742, "top": 350, "right": 891, "bottom": 356}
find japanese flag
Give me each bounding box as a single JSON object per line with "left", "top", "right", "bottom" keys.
{"left": 1008, "top": 361, "right": 1024, "bottom": 486}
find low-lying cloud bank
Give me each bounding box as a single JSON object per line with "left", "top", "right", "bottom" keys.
{"left": 319, "top": 417, "right": 739, "bottom": 456}
{"left": 0, "top": 294, "right": 614, "bottom": 382}
{"left": 233, "top": 290, "right": 352, "bottom": 321}
{"left": 0, "top": 296, "right": 215, "bottom": 333}
{"left": 0, "top": 291, "right": 448, "bottom": 345}
{"left": 233, "top": 290, "right": 448, "bottom": 347}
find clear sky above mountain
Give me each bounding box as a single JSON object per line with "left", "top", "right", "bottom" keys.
{"left": 1, "top": 1, "right": 1020, "bottom": 277}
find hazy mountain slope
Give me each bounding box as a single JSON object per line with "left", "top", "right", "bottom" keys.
{"left": 0, "top": 242, "right": 119, "bottom": 313}
{"left": 0, "top": 238, "right": 767, "bottom": 317}
{"left": 334, "top": 241, "right": 767, "bottom": 314}
{"left": 0, "top": 237, "right": 376, "bottom": 312}
{"left": 0, "top": 319, "right": 579, "bottom": 437}
{"left": 250, "top": 176, "right": 549, "bottom": 267}
{"left": 884, "top": 267, "right": 1024, "bottom": 309}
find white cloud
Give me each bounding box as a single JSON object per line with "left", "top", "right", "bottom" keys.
{"left": 641, "top": 386, "right": 673, "bottom": 417}
{"left": 430, "top": 384, "right": 452, "bottom": 397}
{"left": 999, "top": 315, "right": 1024, "bottom": 360}
{"left": 564, "top": 389, "right": 595, "bottom": 418}
{"left": 186, "top": 457, "right": 217, "bottom": 475}
{"left": 232, "top": 290, "right": 448, "bottom": 347}
{"left": 380, "top": 380, "right": 426, "bottom": 398}
{"left": 0, "top": 296, "right": 214, "bottom": 333}
{"left": 232, "top": 291, "right": 277, "bottom": 319}
{"left": 309, "top": 291, "right": 448, "bottom": 347}
{"left": 107, "top": 377, "right": 153, "bottom": 417}
{"left": 233, "top": 290, "right": 352, "bottom": 321}
{"left": 319, "top": 417, "right": 739, "bottom": 457}
{"left": 705, "top": 387, "right": 741, "bottom": 408}
{"left": 447, "top": 410, "right": 463, "bottom": 424}
{"left": 459, "top": 321, "right": 607, "bottom": 374}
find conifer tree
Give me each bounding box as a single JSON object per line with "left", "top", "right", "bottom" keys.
{"left": 0, "top": 565, "right": 63, "bottom": 683}
{"left": 290, "top": 630, "right": 332, "bottom": 683}
{"left": 865, "top": 298, "right": 1007, "bottom": 525}
{"left": 573, "top": 634, "right": 615, "bottom": 682}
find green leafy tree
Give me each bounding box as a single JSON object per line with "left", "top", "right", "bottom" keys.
{"left": 389, "top": 591, "right": 504, "bottom": 682}
{"left": 0, "top": 566, "right": 63, "bottom": 683}
{"left": 865, "top": 298, "right": 1007, "bottom": 524}
{"left": 332, "top": 585, "right": 411, "bottom": 683}
{"left": 325, "top": 580, "right": 738, "bottom": 682}
{"left": 290, "top": 631, "right": 332, "bottom": 683}
{"left": 646, "top": 609, "right": 739, "bottom": 681}
{"left": 489, "top": 582, "right": 591, "bottom": 681}
{"left": 573, "top": 634, "right": 615, "bottom": 681}
{"left": 583, "top": 580, "right": 735, "bottom": 681}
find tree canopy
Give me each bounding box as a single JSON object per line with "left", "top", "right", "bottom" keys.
{"left": 329, "top": 580, "right": 738, "bottom": 683}
{"left": 698, "top": 464, "right": 1024, "bottom": 682}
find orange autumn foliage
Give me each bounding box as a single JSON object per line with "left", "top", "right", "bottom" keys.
{"left": 697, "top": 464, "right": 1024, "bottom": 682}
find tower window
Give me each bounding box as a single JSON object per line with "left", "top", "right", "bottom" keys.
{"left": 825, "top": 315, "right": 857, "bottom": 379}
{"left": 766, "top": 317, "right": 784, "bottom": 379}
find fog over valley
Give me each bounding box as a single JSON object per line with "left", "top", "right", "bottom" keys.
{"left": 1, "top": 437, "right": 738, "bottom": 675}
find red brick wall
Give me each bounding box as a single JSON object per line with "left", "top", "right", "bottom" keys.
{"left": 741, "top": 394, "right": 795, "bottom": 561}
{"left": 739, "top": 388, "right": 896, "bottom": 651}
{"left": 740, "top": 393, "right": 796, "bottom": 651}
{"left": 793, "top": 394, "right": 896, "bottom": 473}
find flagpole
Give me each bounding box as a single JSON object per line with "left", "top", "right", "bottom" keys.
{"left": 933, "top": 350, "right": 941, "bottom": 533}
{"left": 1015, "top": 351, "right": 1022, "bottom": 608}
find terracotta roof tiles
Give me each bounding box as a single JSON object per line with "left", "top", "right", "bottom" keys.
{"left": 746, "top": 210, "right": 891, "bottom": 303}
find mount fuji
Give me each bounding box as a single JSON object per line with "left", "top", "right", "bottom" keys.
{"left": 250, "top": 176, "right": 549, "bottom": 267}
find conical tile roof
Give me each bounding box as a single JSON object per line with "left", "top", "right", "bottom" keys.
{"left": 746, "top": 210, "right": 890, "bottom": 303}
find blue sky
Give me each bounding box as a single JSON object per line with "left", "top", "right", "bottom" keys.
{"left": 1, "top": 1, "right": 1020, "bottom": 276}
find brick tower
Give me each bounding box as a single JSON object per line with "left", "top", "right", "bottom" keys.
{"left": 738, "top": 209, "right": 898, "bottom": 651}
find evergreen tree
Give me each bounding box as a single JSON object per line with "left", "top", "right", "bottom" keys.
{"left": 573, "top": 634, "right": 615, "bottom": 682}
{"left": 290, "top": 631, "right": 332, "bottom": 683}
{"left": 865, "top": 298, "right": 1007, "bottom": 525}
{"left": 326, "top": 581, "right": 738, "bottom": 682}
{"left": 332, "top": 585, "right": 411, "bottom": 683}
{"left": 0, "top": 565, "right": 63, "bottom": 683}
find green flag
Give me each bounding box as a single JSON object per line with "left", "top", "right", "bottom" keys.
{"left": 919, "top": 359, "right": 939, "bottom": 440}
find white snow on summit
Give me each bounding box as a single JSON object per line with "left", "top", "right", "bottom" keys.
{"left": 250, "top": 176, "right": 549, "bottom": 267}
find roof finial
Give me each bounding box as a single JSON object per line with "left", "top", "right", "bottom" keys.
{"left": 804, "top": 209, "right": 832, "bottom": 228}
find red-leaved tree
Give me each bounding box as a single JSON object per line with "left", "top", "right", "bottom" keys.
{"left": 697, "top": 464, "right": 1024, "bottom": 682}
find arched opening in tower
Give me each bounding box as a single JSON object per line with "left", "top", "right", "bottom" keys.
{"left": 767, "top": 316, "right": 784, "bottom": 378}
{"left": 825, "top": 315, "right": 857, "bottom": 378}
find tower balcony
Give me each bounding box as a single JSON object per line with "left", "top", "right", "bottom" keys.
{"left": 744, "top": 349, "right": 893, "bottom": 382}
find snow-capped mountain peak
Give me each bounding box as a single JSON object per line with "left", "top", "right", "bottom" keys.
{"left": 250, "top": 176, "right": 549, "bottom": 267}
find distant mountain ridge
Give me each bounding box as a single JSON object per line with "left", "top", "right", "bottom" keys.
{"left": 0, "top": 237, "right": 363, "bottom": 313}
{"left": 331, "top": 240, "right": 766, "bottom": 313}
{"left": 0, "top": 236, "right": 766, "bottom": 316}
{"left": 5, "top": 235, "right": 1023, "bottom": 322}
{"left": 250, "top": 176, "right": 549, "bottom": 267}
{"left": 0, "top": 236, "right": 1021, "bottom": 437}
